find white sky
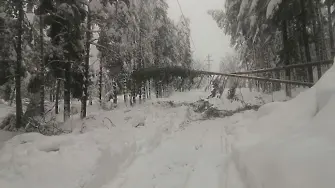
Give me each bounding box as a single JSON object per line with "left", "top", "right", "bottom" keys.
{"left": 167, "top": 0, "right": 233, "bottom": 71}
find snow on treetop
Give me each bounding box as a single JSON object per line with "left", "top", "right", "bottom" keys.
{"left": 89, "top": 0, "right": 103, "bottom": 13}
{"left": 249, "top": 0, "right": 260, "bottom": 14}
{"left": 238, "top": 0, "right": 250, "bottom": 21}
{"left": 266, "top": 0, "right": 282, "bottom": 19}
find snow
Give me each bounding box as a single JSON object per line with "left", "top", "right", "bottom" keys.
{"left": 0, "top": 101, "right": 190, "bottom": 188}
{"left": 0, "top": 104, "right": 17, "bottom": 148}
{"left": 238, "top": 0, "right": 250, "bottom": 20}
{"left": 249, "top": 15, "right": 257, "bottom": 29}
{"left": 0, "top": 130, "right": 19, "bottom": 148}
{"left": 104, "top": 119, "right": 226, "bottom": 188}
{"left": 266, "top": 0, "right": 282, "bottom": 19}
{"left": 223, "top": 61, "right": 335, "bottom": 188}
{"left": 249, "top": 0, "right": 260, "bottom": 13}
{"left": 26, "top": 13, "right": 35, "bottom": 24}
{"left": 89, "top": 0, "right": 103, "bottom": 14}
{"left": 1, "top": 61, "right": 335, "bottom": 188}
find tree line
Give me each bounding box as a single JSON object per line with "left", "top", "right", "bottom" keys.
{"left": 209, "top": 0, "right": 335, "bottom": 94}
{"left": 0, "top": 0, "right": 193, "bottom": 129}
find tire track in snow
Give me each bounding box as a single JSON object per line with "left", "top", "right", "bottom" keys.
{"left": 104, "top": 119, "right": 227, "bottom": 188}
{"left": 183, "top": 120, "right": 226, "bottom": 188}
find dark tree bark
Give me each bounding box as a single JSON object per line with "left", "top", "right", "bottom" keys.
{"left": 81, "top": 7, "right": 91, "bottom": 119}
{"left": 282, "top": 20, "right": 292, "bottom": 97}
{"left": 148, "top": 80, "right": 151, "bottom": 99}
{"left": 328, "top": 1, "right": 334, "bottom": 56}
{"left": 64, "top": 63, "right": 71, "bottom": 121}
{"left": 99, "top": 56, "right": 103, "bottom": 105}
{"left": 49, "top": 88, "right": 52, "bottom": 102}
{"left": 39, "top": 13, "right": 45, "bottom": 115}
{"left": 300, "top": 0, "right": 313, "bottom": 83}
{"left": 314, "top": 1, "right": 324, "bottom": 79}
{"left": 113, "top": 78, "right": 117, "bottom": 104}
{"left": 15, "top": 0, "right": 24, "bottom": 128}
{"left": 55, "top": 79, "right": 60, "bottom": 114}
{"left": 123, "top": 70, "right": 127, "bottom": 104}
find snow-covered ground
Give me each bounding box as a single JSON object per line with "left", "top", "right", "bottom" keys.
{"left": 222, "top": 64, "right": 335, "bottom": 188}
{"left": 0, "top": 63, "right": 334, "bottom": 188}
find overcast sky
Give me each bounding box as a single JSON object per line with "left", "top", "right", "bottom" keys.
{"left": 167, "top": 0, "right": 233, "bottom": 71}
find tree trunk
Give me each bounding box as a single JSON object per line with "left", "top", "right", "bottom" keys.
{"left": 99, "top": 56, "right": 103, "bottom": 105}
{"left": 132, "top": 80, "right": 136, "bottom": 104}
{"left": 55, "top": 79, "right": 60, "bottom": 114}
{"left": 113, "top": 78, "right": 117, "bottom": 104}
{"left": 123, "top": 71, "right": 127, "bottom": 104}
{"left": 15, "top": 0, "right": 24, "bottom": 128}
{"left": 64, "top": 63, "right": 71, "bottom": 121}
{"left": 312, "top": 0, "right": 323, "bottom": 79}
{"left": 298, "top": 34, "right": 309, "bottom": 82}
{"left": 81, "top": 7, "right": 91, "bottom": 119}
{"left": 49, "top": 88, "right": 52, "bottom": 101}
{"left": 155, "top": 80, "right": 158, "bottom": 98}
{"left": 39, "top": 14, "right": 45, "bottom": 115}
{"left": 300, "top": 0, "right": 313, "bottom": 83}
{"left": 328, "top": 1, "right": 334, "bottom": 57}
{"left": 317, "top": 6, "right": 327, "bottom": 61}
{"left": 148, "top": 79, "right": 151, "bottom": 99}
{"left": 282, "top": 20, "right": 292, "bottom": 97}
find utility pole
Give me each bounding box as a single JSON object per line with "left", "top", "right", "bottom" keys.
{"left": 205, "top": 54, "right": 213, "bottom": 90}
{"left": 206, "top": 54, "right": 213, "bottom": 71}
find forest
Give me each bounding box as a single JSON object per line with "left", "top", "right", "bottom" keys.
{"left": 0, "top": 0, "right": 193, "bottom": 130}
{"left": 1, "top": 1, "right": 335, "bottom": 187}
{"left": 210, "top": 0, "right": 335, "bottom": 91}
{"left": 2, "top": 0, "right": 335, "bottom": 131}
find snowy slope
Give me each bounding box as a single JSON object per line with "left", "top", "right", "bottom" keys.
{"left": 0, "top": 103, "right": 190, "bottom": 188}
{"left": 224, "top": 61, "right": 335, "bottom": 188}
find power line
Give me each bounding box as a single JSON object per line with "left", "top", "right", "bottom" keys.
{"left": 176, "top": 0, "right": 197, "bottom": 50}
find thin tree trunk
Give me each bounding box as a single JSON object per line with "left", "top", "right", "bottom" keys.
{"left": 113, "top": 0, "right": 119, "bottom": 105}
{"left": 49, "top": 88, "right": 52, "bottom": 101}
{"left": 155, "top": 80, "right": 159, "bottom": 98}
{"left": 312, "top": 0, "right": 323, "bottom": 79}
{"left": 132, "top": 80, "right": 136, "bottom": 104}
{"left": 282, "top": 20, "right": 292, "bottom": 97}
{"left": 113, "top": 78, "right": 117, "bottom": 104}
{"left": 298, "top": 34, "right": 308, "bottom": 81}
{"left": 328, "top": 1, "right": 334, "bottom": 57}
{"left": 55, "top": 79, "right": 60, "bottom": 114}
{"left": 89, "top": 96, "right": 92, "bottom": 105}
{"left": 99, "top": 56, "right": 103, "bottom": 105}
{"left": 81, "top": 7, "right": 91, "bottom": 119}
{"left": 123, "top": 70, "right": 127, "bottom": 104}
{"left": 148, "top": 79, "right": 151, "bottom": 99}
{"left": 40, "top": 14, "right": 45, "bottom": 115}
{"left": 300, "top": 0, "right": 313, "bottom": 83}
{"left": 318, "top": 6, "right": 327, "bottom": 61}
{"left": 64, "top": 63, "right": 71, "bottom": 121}
{"left": 15, "top": 0, "right": 24, "bottom": 128}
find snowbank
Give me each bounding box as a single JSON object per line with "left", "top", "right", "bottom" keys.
{"left": 0, "top": 103, "right": 189, "bottom": 188}
{"left": 225, "top": 62, "right": 335, "bottom": 188}
{"left": 0, "top": 130, "right": 19, "bottom": 148}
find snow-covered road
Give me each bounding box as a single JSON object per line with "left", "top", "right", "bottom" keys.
{"left": 106, "top": 119, "right": 227, "bottom": 188}
{"left": 3, "top": 80, "right": 335, "bottom": 188}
